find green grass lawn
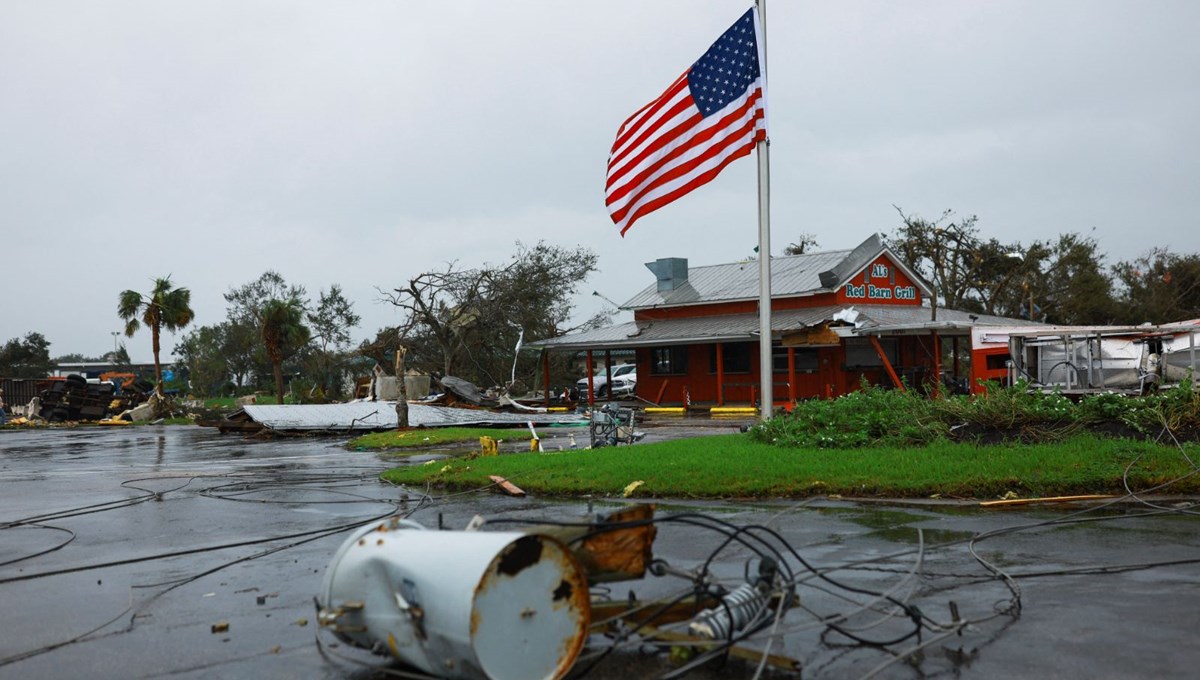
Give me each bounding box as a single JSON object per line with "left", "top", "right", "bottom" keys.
{"left": 157, "top": 417, "right": 196, "bottom": 426}
{"left": 203, "top": 397, "right": 240, "bottom": 409}
{"left": 350, "top": 427, "right": 536, "bottom": 452}
{"left": 379, "top": 433, "right": 1200, "bottom": 499}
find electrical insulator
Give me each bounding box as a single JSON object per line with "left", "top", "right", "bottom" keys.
{"left": 687, "top": 582, "right": 768, "bottom": 640}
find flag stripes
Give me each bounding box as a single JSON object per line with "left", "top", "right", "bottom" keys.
{"left": 605, "top": 8, "right": 766, "bottom": 236}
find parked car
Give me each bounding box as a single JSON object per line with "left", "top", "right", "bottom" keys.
{"left": 576, "top": 364, "right": 637, "bottom": 398}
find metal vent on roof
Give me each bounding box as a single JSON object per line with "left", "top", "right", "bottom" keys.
{"left": 645, "top": 258, "right": 689, "bottom": 292}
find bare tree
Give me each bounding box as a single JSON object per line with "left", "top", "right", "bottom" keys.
{"left": 891, "top": 207, "right": 980, "bottom": 321}
{"left": 380, "top": 264, "right": 495, "bottom": 378}
{"left": 377, "top": 242, "right": 601, "bottom": 388}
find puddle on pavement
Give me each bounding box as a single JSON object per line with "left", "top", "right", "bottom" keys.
{"left": 816, "top": 506, "right": 976, "bottom": 544}
{"left": 869, "top": 526, "right": 976, "bottom": 544}
{"left": 817, "top": 506, "right": 924, "bottom": 527}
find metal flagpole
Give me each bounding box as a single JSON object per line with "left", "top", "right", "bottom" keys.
{"left": 755, "top": 0, "right": 773, "bottom": 420}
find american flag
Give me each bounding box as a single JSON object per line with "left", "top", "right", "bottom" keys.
{"left": 606, "top": 8, "right": 767, "bottom": 236}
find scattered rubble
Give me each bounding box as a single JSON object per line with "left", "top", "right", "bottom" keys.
{"left": 209, "top": 401, "right": 587, "bottom": 435}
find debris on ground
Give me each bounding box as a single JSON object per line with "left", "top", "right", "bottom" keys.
{"left": 209, "top": 401, "right": 587, "bottom": 435}
{"left": 488, "top": 475, "right": 526, "bottom": 497}
{"left": 318, "top": 519, "right": 592, "bottom": 680}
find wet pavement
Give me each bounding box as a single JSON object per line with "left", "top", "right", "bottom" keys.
{"left": 2, "top": 425, "right": 1200, "bottom": 679}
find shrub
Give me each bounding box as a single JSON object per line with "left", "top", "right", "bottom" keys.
{"left": 1128, "top": 376, "right": 1200, "bottom": 437}
{"left": 930, "top": 380, "right": 1081, "bottom": 442}
{"left": 752, "top": 378, "right": 1200, "bottom": 449}
{"left": 749, "top": 382, "right": 944, "bottom": 448}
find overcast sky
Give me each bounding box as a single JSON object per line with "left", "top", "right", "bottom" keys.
{"left": 3, "top": 1, "right": 1198, "bottom": 363}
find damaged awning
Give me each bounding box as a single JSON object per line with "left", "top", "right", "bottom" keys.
{"left": 227, "top": 402, "right": 586, "bottom": 433}
{"left": 851, "top": 320, "right": 978, "bottom": 336}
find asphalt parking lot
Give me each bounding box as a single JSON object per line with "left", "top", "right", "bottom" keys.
{"left": 2, "top": 424, "right": 1200, "bottom": 679}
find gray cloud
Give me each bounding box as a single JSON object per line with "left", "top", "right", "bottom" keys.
{"left": 3, "top": 1, "right": 1197, "bottom": 360}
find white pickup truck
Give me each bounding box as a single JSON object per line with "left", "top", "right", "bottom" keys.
{"left": 576, "top": 364, "right": 637, "bottom": 398}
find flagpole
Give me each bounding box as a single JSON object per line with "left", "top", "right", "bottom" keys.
{"left": 755, "top": 0, "right": 773, "bottom": 420}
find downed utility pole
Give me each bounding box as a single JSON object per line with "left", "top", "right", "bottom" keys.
{"left": 318, "top": 518, "right": 590, "bottom": 680}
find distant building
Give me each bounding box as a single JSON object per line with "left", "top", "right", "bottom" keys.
{"left": 531, "top": 234, "right": 1025, "bottom": 408}
{"left": 50, "top": 361, "right": 160, "bottom": 379}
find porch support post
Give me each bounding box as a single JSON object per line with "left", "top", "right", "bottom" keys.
{"left": 952, "top": 336, "right": 960, "bottom": 379}
{"left": 787, "top": 346, "right": 796, "bottom": 404}
{"left": 586, "top": 350, "right": 595, "bottom": 405}
{"left": 931, "top": 330, "right": 942, "bottom": 397}
{"left": 715, "top": 342, "right": 725, "bottom": 406}
{"left": 869, "top": 335, "right": 906, "bottom": 392}
{"left": 604, "top": 349, "right": 613, "bottom": 402}
{"left": 542, "top": 350, "right": 551, "bottom": 407}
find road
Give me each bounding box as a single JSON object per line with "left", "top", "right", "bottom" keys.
{"left": 2, "top": 425, "right": 1199, "bottom": 679}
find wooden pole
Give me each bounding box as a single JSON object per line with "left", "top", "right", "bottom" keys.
{"left": 952, "top": 336, "right": 960, "bottom": 379}
{"left": 394, "top": 345, "right": 409, "bottom": 428}
{"left": 931, "top": 330, "right": 942, "bottom": 398}
{"left": 715, "top": 342, "right": 725, "bottom": 406}
{"left": 605, "top": 350, "right": 613, "bottom": 402}
{"left": 787, "top": 346, "right": 796, "bottom": 405}
{"left": 586, "top": 350, "right": 595, "bottom": 405}
{"left": 869, "top": 336, "right": 905, "bottom": 392}
{"left": 542, "top": 350, "right": 551, "bottom": 407}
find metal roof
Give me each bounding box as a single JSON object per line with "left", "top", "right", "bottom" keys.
{"left": 620, "top": 233, "right": 934, "bottom": 311}
{"left": 622, "top": 250, "right": 851, "bottom": 309}
{"left": 530, "top": 305, "right": 1029, "bottom": 350}
{"left": 238, "top": 402, "right": 586, "bottom": 432}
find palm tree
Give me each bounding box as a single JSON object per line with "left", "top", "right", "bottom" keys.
{"left": 260, "top": 298, "right": 311, "bottom": 404}
{"left": 118, "top": 277, "right": 195, "bottom": 397}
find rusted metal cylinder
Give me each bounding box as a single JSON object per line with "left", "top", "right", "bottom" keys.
{"left": 318, "top": 519, "right": 590, "bottom": 680}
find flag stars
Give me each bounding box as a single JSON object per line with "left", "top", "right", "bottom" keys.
{"left": 686, "top": 8, "right": 761, "bottom": 116}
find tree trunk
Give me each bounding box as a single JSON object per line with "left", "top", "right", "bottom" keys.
{"left": 149, "top": 322, "right": 169, "bottom": 418}
{"left": 395, "top": 345, "right": 409, "bottom": 428}
{"left": 273, "top": 360, "right": 284, "bottom": 404}
{"left": 152, "top": 323, "right": 163, "bottom": 397}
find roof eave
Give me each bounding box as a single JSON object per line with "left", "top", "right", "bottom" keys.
{"left": 627, "top": 288, "right": 832, "bottom": 313}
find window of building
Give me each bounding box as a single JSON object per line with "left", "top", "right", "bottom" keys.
{"left": 844, "top": 337, "right": 898, "bottom": 368}
{"left": 985, "top": 353, "right": 1010, "bottom": 371}
{"left": 708, "top": 342, "right": 752, "bottom": 374}
{"left": 772, "top": 346, "right": 819, "bottom": 372}
{"left": 650, "top": 346, "right": 688, "bottom": 375}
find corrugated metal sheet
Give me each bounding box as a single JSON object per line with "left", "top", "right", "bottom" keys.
{"left": 849, "top": 305, "right": 1022, "bottom": 329}
{"left": 622, "top": 250, "right": 850, "bottom": 310}
{"left": 239, "top": 402, "right": 586, "bottom": 432}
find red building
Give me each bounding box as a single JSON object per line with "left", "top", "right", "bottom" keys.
{"left": 533, "top": 235, "right": 1025, "bottom": 408}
